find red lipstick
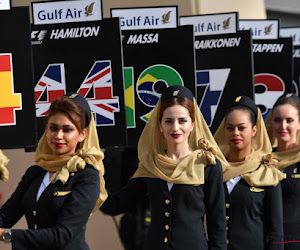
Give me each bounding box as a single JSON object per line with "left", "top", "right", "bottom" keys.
{"left": 231, "top": 139, "right": 242, "bottom": 144}
{"left": 279, "top": 131, "right": 288, "bottom": 136}
{"left": 54, "top": 143, "right": 64, "bottom": 148}
{"left": 171, "top": 134, "right": 181, "bottom": 138}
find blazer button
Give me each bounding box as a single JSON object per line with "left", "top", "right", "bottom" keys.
{"left": 226, "top": 226, "right": 228, "bottom": 230}
{"left": 227, "top": 239, "right": 229, "bottom": 244}
{"left": 53, "top": 191, "right": 58, "bottom": 196}
{"left": 165, "top": 225, "right": 169, "bottom": 230}
{"left": 164, "top": 237, "right": 168, "bottom": 243}
{"left": 165, "top": 199, "right": 170, "bottom": 205}
{"left": 165, "top": 212, "right": 170, "bottom": 217}
{"left": 34, "top": 224, "right": 37, "bottom": 230}
{"left": 33, "top": 210, "right": 37, "bottom": 216}
{"left": 225, "top": 203, "right": 230, "bottom": 208}
{"left": 226, "top": 216, "right": 229, "bottom": 221}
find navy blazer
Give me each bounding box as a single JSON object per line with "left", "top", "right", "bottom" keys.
{"left": 281, "top": 162, "right": 300, "bottom": 249}
{"left": 0, "top": 164, "right": 100, "bottom": 250}
{"left": 225, "top": 178, "right": 284, "bottom": 250}
{"left": 101, "top": 160, "right": 227, "bottom": 250}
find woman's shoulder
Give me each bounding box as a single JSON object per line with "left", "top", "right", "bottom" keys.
{"left": 24, "top": 165, "right": 45, "bottom": 177}
{"left": 204, "top": 158, "right": 223, "bottom": 177}
{"left": 75, "top": 163, "right": 100, "bottom": 179}
{"left": 205, "top": 158, "right": 223, "bottom": 172}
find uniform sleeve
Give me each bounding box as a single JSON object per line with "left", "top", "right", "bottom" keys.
{"left": 204, "top": 159, "right": 227, "bottom": 250}
{"left": 100, "top": 177, "right": 147, "bottom": 216}
{"left": 10, "top": 166, "right": 100, "bottom": 250}
{"left": 0, "top": 167, "right": 39, "bottom": 228}
{"left": 265, "top": 182, "right": 284, "bottom": 250}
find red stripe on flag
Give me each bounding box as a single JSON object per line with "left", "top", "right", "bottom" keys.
{"left": 0, "top": 55, "right": 11, "bottom": 72}
{"left": 96, "top": 104, "right": 114, "bottom": 112}
{"left": 78, "top": 88, "right": 89, "bottom": 97}
{"left": 35, "top": 91, "right": 43, "bottom": 102}
{"left": 85, "top": 68, "right": 110, "bottom": 84}
{"left": 38, "top": 81, "right": 47, "bottom": 87}
{"left": 95, "top": 87, "right": 112, "bottom": 99}
{"left": 48, "top": 90, "right": 65, "bottom": 102}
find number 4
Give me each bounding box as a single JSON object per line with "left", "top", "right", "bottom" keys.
{"left": 0, "top": 54, "right": 22, "bottom": 126}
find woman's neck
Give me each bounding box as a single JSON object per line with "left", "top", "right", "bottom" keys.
{"left": 166, "top": 143, "right": 192, "bottom": 161}
{"left": 277, "top": 140, "right": 299, "bottom": 152}
{"left": 227, "top": 147, "right": 252, "bottom": 162}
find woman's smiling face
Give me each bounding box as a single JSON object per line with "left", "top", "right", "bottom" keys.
{"left": 160, "top": 104, "right": 194, "bottom": 147}
{"left": 46, "top": 113, "right": 87, "bottom": 156}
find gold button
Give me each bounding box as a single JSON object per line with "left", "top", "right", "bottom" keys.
{"left": 165, "top": 212, "right": 170, "bottom": 217}
{"left": 33, "top": 210, "right": 36, "bottom": 216}
{"left": 164, "top": 237, "right": 168, "bottom": 243}
{"left": 70, "top": 173, "right": 75, "bottom": 176}
{"left": 165, "top": 225, "right": 169, "bottom": 230}
{"left": 226, "top": 216, "right": 229, "bottom": 221}
{"left": 227, "top": 239, "right": 229, "bottom": 244}
{"left": 226, "top": 226, "right": 228, "bottom": 230}
{"left": 165, "top": 199, "right": 170, "bottom": 205}
{"left": 225, "top": 203, "right": 230, "bottom": 208}
{"left": 34, "top": 224, "right": 37, "bottom": 230}
{"left": 53, "top": 191, "right": 58, "bottom": 196}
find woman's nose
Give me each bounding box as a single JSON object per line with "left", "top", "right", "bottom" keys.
{"left": 278, "top": 121, "right": 286, "bottom": 130}
{"left": 55, "top": 129, "right": 63, "bottom": 139}
{"left": 233, "top": 127, "right": 239, "bottom": 135}
{"left": 172, "top": 121, "right": 179, "bottom": 131}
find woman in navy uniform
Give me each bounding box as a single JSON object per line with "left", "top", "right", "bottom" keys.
{"left": 0, "top": 93, "right": 106, "bottom": 249}
{"left": 101, "top": 85, "right": 227, "bottom": 250}
{"left": 214, "top": 96, "right": 285, "bottom": 250}
{"left": 268, "top": 94, "right": 300, "bottom": 249}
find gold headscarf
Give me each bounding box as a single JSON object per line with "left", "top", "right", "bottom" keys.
{"left": 265, "top": 104, "right": 300, "bottom": 170}
{"left": 35, "top": 114, "right": 107, "bottom": 213}
{"left": 214, "top": 108, "right": 285, "bottom": 186}
{"left": 133, "top": 99, "right": 229, "bottom": 185}
{"left": 0, "top": 150, "right": 9, "bottom": 181}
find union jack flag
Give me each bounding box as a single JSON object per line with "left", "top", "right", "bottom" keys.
{"left": 78, "top": 60, "right": 119, "bottom": 126}
{"left": 34, "top": 64, "right": 66, "bottom": 117}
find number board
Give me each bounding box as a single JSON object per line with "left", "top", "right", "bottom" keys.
{"left": 31, "top": 18, "right": 126, "bottom": 148}
{"left": 0, "top": 7, "right": 37, "bottom": 149}
{"left": 122, "top": 25, "right": 196, "bottom": 146}
{"left": 194, "top": 30, "right": 254, "bottom": 133}
{"left": 253, "top": 38, "right": 293, "bottom": 118}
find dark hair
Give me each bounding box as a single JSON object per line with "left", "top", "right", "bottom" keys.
{"left": 45, "top": 96, "right": 87, "bottom": 132}
{"left": 159, "top": 97, "right": 195, "bottom": 122}
{"left": 225, "top": 105, "right": 257, "bottom": 126}
{"left": 273, "top": 94, "right": 300, "bottom": 116}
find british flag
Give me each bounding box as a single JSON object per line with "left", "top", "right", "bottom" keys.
{"left": 78, "top": 60, "right": 119, "bottom": 126}
{"left": 34, "top": 64, "right": 66, "bottom": 117}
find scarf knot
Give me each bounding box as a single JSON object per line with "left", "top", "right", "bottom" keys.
{"left": 261, "top": 154, "right": 278, "bottom": 168}
{"left": 197, "top": 138, "right": 217, "bottom": 165}
{"left": 0, "top": 150, "right": 9, "bottom": 181}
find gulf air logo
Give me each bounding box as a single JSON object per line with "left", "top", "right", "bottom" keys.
{"left": 196, "top": 68, "right": 230, "bottom": 126}
{"left": 0, "top": 54, "right": 22, "bottom": 126}
{"left": 254, "top": 73, "right": 285, "bottom": 118}
{"left": 34, "top": 60, "right": 119, "bottom": 126}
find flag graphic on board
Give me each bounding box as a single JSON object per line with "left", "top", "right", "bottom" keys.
{"left": 78, "top": 60, "right": 120, "bottom": 126}
{"left": 35, "top": 63, "right": 66, "bottom": 117}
